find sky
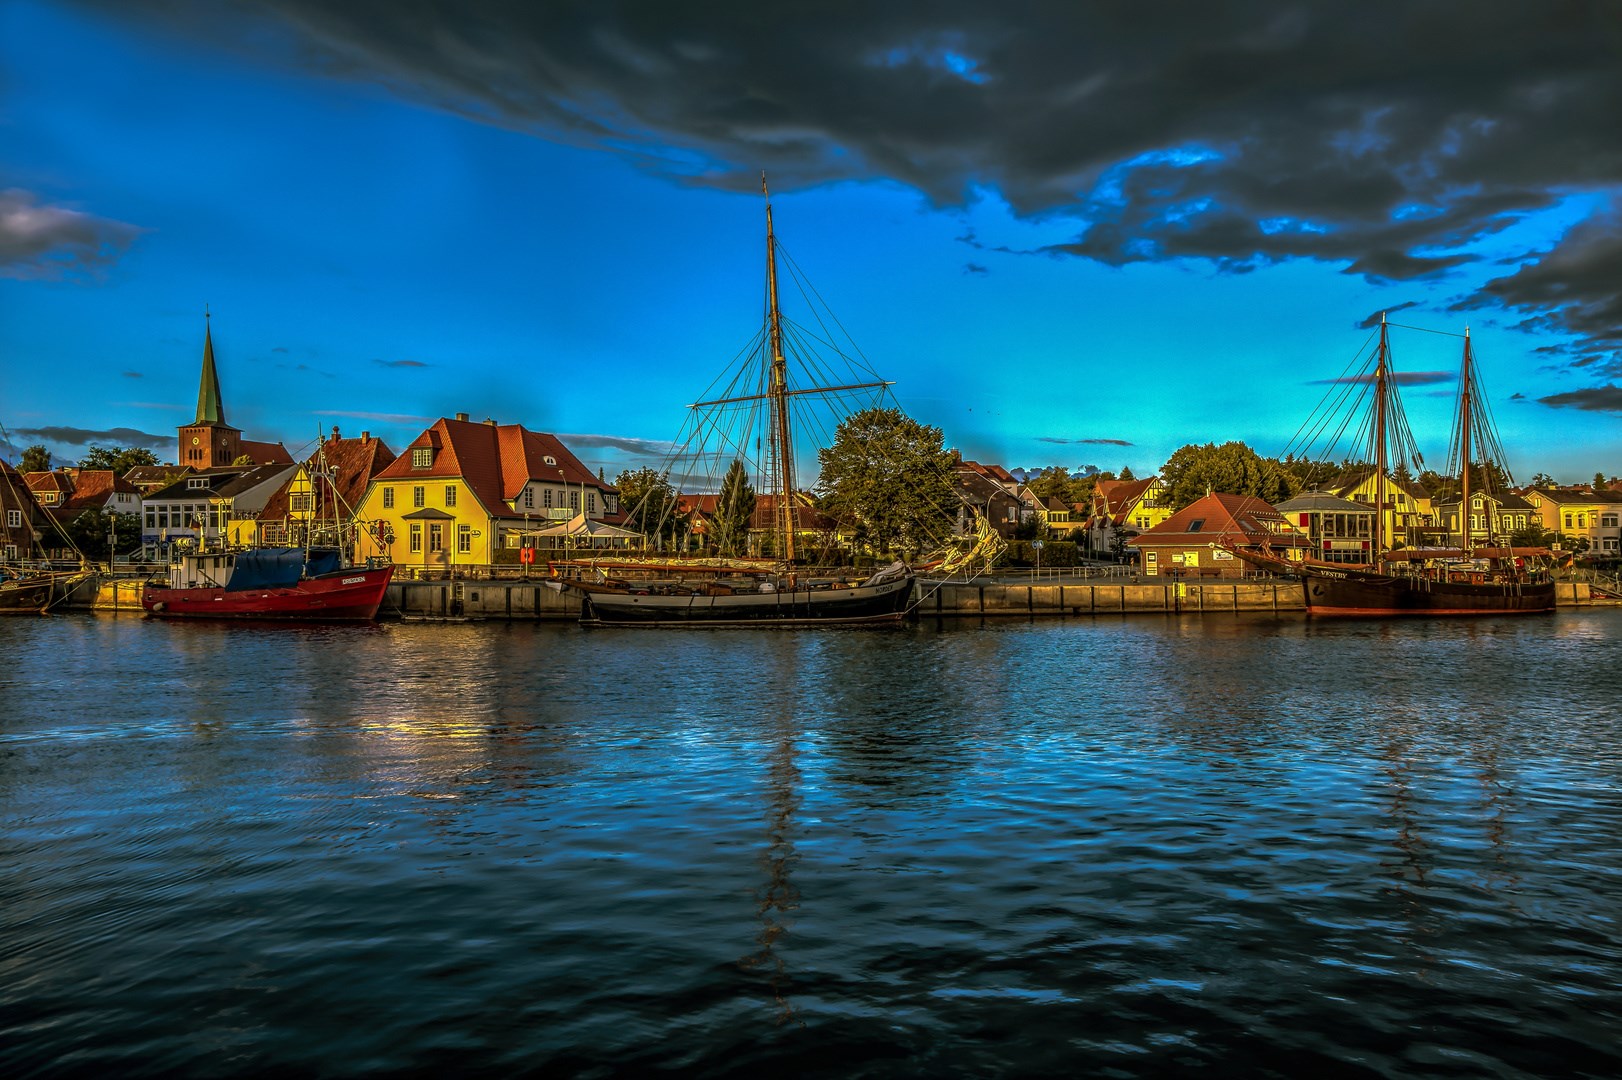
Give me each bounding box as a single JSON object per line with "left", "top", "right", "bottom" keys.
{"left": 3, "top": 1, "right": 1619, "bottom": 486}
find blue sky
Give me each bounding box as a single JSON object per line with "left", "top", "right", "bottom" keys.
{"left": 3, "top": 1, "right": 1619, "bottom": 485}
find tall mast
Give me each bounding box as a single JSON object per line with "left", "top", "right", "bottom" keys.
{"left": 1458, "top": 327, "right": 1473, "bottom": 552}
{"left": 1373, "top": 312, "right": 1389, "bottom": 562}
{"left": 763, "top": 175, "right": 798, "bottom": 563}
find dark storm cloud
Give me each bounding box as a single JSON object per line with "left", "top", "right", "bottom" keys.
{"left": 1311, "top": 371, "right": 1454, "bottom": 387}
{"left": 1538, "top": 385, "right": 1622, "bottom": 413}
{"left": 0, "top": 188, "right": 143, "bottom": 280}
{"left": 963, "top": 262, "right": 988, "bottom": 275}
{"left": 559, "top": 433, "right": 679, "bottom": 457}
{"left": 89, "top": 2, "right": 1622, "bottom": 357}
{"left": 14, "top": 425, "right": 176, "bottom": 449}
{"left": 1356, "top": 302, "right": 1419, "bottom": 330}
{"left": 1038, "top": 436, "right": 1133, "bottom": 447}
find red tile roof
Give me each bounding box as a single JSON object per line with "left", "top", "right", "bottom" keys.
{"left": 1092, "top": 477, "right": 1157, "bottom": 524}
{"left": 238, "top": 439, "right": 294, "bottom": 465}
{"left": 1129, "top": 492, "right": 1307, "bottom": 548}
{"left": 260, "top": 434, "right": 398, "bottom": 520}
{"left": 373, "top": 418, "right": 612, "bottom": 520}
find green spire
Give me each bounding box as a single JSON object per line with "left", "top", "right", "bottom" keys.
{"left": 195, "top": 313, "right": 226, "bottom": 425}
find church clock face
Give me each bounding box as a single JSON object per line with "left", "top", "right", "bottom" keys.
{"left": 192, "top": 436, "right": 200, "bottom": 445}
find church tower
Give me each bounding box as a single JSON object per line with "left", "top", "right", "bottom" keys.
{"left": 177, "top": 312, "right": 243, "bottom": 469}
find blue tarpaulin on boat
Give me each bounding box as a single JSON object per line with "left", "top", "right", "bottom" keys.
{"left": 225, "top": 549, "right": 307, "bottom": 591}
{"left": 305, "top": 548, "right": 343, "bottom": 577}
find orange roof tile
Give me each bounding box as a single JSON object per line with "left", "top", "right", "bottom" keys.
{"left": 374, "top": 418, "right": 612, "bottom": 520}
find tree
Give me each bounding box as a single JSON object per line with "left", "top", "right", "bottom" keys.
{"left": 817, "top": 407, "right": 957, "bottom": 557}
{"left": 1529, "top": 472, "right": 1556, "bottom": 488}
{"left": 62, "top": 508, "right": 143, "bottom": 561}
{"left": 1118, "top": 465, "right": 1137, "bottom": 482}
{"left": 79, "top": 445, "right": 159, "bottom": 475}
{"left": 20, "top": 445, "right": 51, "bottom": 473}
{"left": 710, "top": 459, "right": 756, "bottom": 557}
{"left": 1596, "top": 472, "right": 1609, "bottom": 492}
{"left": 614, "top": 466, "right": 679, "bottom": 548}
{"left": 1157, "top": 441, "right": 1299, "bottom": 510}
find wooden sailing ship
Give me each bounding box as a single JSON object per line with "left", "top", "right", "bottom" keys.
{"left": 552, "top": 181, "right": 921, "bottom": 627}
{"left": 1246, "top": 315, "right": 1554, "bottom": 615}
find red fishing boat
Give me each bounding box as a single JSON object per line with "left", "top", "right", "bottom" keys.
{"left": 141, "top": 546, "right": 393, "bottom": 620}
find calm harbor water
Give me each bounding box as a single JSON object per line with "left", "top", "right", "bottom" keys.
{"left": 3, "top": 611, "right": 1620, "bottom": 1077}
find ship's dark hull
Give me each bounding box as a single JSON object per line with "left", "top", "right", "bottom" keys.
{"left": 0, "top": 578, "right": 54, "bottom": 614}
{"left": 572, "top": 574, "right": 914, "bottom": 627}
{"left": 1301, "top": 567, "right": 1555, "bottom": 616}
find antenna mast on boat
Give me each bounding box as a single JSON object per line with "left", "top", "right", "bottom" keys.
{"left": 1458, "top": 326, "right": 1473, "bottom": 554}
{"left": 1373, "top": 313, "right": 1389, "bottom": 563}
{"left": 763, "top": 173, "right": 799, "bottom": 564}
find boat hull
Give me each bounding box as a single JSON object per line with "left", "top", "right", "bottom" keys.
{"left": 1301, "top": 567, "right": 1555, "bottom": 616}
{"left": 141, "top": 565, "right": 394, "bottom": 621}
{"left": 0, "top": 579, "right": 55, "bottom": 615}
{"left": 571, "top": 574, "right": 914, "bottom": 627}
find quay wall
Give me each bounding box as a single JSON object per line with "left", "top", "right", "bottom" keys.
{"left": 69, "top": 575, "right": 1595, "bottom": 619}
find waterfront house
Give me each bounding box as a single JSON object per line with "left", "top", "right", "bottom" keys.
{"left": 1320, "top": 467, "right": 1433, "bottom": 548}
{"left": 1127, "top": 492, "right": 1307, "bottom": 579}
{"left": 1086, "top": 476, "right": 1170, "bottom": 560}
{"left": 256, "top": 428, "right": 396, "bottom": 549}
{"left": 1525, "top": 485, "right": 1622, "bottom": 556}
{"left": 353, "top": 415, "right": 618, "bottom": 574}
{"left": 1274, "top": 491, "right": 1376, "bottom": 563}
{"left": 954, "top": 461, "right": 1023, "bottom": 539}
{"left": 24, "top": 470, "right": 144, "bottom": 559}
{"left": 1, "top": 461, "right": 52, "bottom": 562}
{"left": 1432, "top": 490, "right": 1536, "bottom": 549}
{"left": 124, "top": 464, "right": 191, "bottom": 495}
{"left": 140, "top": 463, "right": 298, "bottom": 553}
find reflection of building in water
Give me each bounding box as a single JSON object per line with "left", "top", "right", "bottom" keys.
{"left": 739, "top": 724, "right": 803, "bottom": 1027}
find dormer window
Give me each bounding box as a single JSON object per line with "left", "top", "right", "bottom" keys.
{"left": 543, "top": 456, "right": 557, "bottom": 467}
{"left": 188, "top": 478, "right": 209, "bottom": 490}
{"left": 412, "top": 448, "right": 434, "bottom": 469}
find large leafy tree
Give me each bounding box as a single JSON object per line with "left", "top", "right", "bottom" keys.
{"left": 710, "top": 459, "right": 756, "bottom": 556}
{"left": 1158, "top": 441, "right": 1299, "bottom": 510}
{"left": 62, "top": 508, "right": 143, "bottom": 561}
{"left": 614, "top": 466, "right": 679, "bottom": 548}
{"left": 816, "top": 407, "right": 956, "bottom": 557}
{"left": 79, "top": 445, "right": 159, "bottom": 475}
{"left": 20, "top": 445, "right": 51, "bottom": 472}
{"left": 1028, "top": 466, "right": 1094, "bottom": 507}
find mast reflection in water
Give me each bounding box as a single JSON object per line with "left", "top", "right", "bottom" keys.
{"left": 3, "top": 613, "right": 1620, "bottom": 1077}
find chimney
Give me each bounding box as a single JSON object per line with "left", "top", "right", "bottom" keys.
{"left": 484, "top": 417, "right": 497, "bottom": 427}
{"left": 456, "top": 412, "right": 470, "bottom": 422}
{"left": 330, "top": 425, "right": 341, "bottom": 443}
{"left": 361, "top": 431, "right": 370, "bottom": 441}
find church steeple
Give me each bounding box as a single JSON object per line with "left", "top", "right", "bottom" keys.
{"left": 178, "top": 309, "right": 242, "bottom": 468}
{"left": 195, "top": 310, "right": 226, "bottom": 425}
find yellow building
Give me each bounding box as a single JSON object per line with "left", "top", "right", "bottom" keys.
{"left": 353, "top": 415, "right": 616, "bottom": 574}
{"left": 1325, "top": 468, "right": 1432, "bottom": 549}
{"left": 254, "top": 430, "right": 396, "bottom": 549}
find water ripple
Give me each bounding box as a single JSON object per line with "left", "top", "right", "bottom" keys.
{"left": 2, "top": 612, "right": 1620, "bottom": 1076}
